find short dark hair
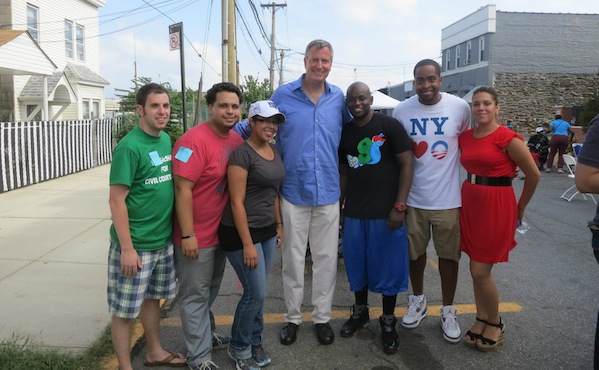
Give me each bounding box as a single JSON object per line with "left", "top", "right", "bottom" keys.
{"left": 413, "top": 59, "right": 441, "bottom": 77}
{"left": 305, "top": 39, "right": 333, "bottom": 59}
{"left": 136, "top": 83, "right": 169, "bottom": 107}
{"left": 472, "top": 86, "right": 499, "bottom": 104}
{"left": 555, "top": 114, "right": 562, "bottom": 120}
{"left": 205, "top": 82, "right": 243, "bottom": 106}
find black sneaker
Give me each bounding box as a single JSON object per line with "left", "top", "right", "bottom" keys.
{"left": 379, "top": 316, "right": 399, "bottom": 355}
{"left": 340, "top": 305, "right": 370, "bottom": 337}
{"left": 212, "top": 332, "right": 231, "bottom": 350}
{"left": 251, "top": 345, "right": 271, "bottom": 367}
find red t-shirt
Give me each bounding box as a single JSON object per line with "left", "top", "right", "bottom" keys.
{"left": 172, "top": 122, "right": 243, "bottom": 247}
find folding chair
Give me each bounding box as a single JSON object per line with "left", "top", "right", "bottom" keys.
{"left": 572, "top": 143, "right": 582, "bottom": 159}
{"left": 560, "top": 154, "right": 597, "bottom": 204}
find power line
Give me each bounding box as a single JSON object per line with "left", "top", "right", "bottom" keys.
{"left": 235, "top": 2, "right": 270, "bottom": 69}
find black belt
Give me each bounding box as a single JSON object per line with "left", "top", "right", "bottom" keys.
{"left": 467, "top": 173, "right": 512, "bottom": 186}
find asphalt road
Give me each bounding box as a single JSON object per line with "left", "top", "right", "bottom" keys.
{"left": 131, "top": 170, "right": 599, "bottom": 370}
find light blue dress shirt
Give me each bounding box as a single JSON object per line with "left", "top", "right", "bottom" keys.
{"left": 271, "top": 75, "right": 351, "bottom": 206}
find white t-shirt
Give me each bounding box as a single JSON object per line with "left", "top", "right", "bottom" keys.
{"left": 393, "top": 92, "right": 471, "bottom": 210}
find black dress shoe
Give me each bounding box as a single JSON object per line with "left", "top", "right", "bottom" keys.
{"left": 315, "top": 322, "right": 335, "bottom": 345}
{"left": 280, "top": 323, "right": 299, "bottom": 345}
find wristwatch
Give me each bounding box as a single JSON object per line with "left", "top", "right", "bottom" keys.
{"left": 394, "top": 202, "right": 407, "bottom": 212}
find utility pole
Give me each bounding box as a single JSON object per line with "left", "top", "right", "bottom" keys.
{"left": 278, "top": 48, "right": 290, "bottom": 86}
{"left": 222, "top": 0, "right": 236, "bottom": 84}
{"left": 261, "top": 2, "right": 286, "bottom": 91}
{"left": 134, "top": 35, "right": 138, "bottom": 91}
{"left": 278, "top": 49, "right": 284, "bottom": 87}
{"left": 228, "top": 0, "right": 236, "bottom": 84}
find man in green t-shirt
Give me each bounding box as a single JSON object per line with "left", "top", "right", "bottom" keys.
{"left": 107, "top": 83, "right": 185, "bottom": 369}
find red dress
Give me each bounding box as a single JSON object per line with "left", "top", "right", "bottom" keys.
{"left": 459, "top": 126, "right": 522, "bottom": 263}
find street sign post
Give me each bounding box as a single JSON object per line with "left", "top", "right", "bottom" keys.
{"left": 169, "top": 22, "right": 187, "bottom": 131}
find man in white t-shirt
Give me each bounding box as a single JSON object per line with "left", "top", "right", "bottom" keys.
{"left": 392, "top": 59, "right": 471, "bottom": 343}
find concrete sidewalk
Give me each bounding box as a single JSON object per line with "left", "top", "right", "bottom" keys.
{"left": 0, "top": 165, "right": 112, "bottom": 353}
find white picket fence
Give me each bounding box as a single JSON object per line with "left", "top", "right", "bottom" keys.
{"left": 0, "top": 119, "right": 119, "bottom": 193}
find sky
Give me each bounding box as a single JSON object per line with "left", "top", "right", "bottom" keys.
{"left": 98, "top": 0, "right": 599, "bottom": 99}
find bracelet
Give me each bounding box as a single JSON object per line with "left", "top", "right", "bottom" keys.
{"left": 276, "top": 222, "right": 283, "bottom": 225}
{"left": 181, "top": 232, "right": 195, "bottom": 239}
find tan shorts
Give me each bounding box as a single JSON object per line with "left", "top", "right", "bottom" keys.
{"left": 405, "top": 207, "right": 461, "bottom": 262}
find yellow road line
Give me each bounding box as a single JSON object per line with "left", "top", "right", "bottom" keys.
{"left": 101, "top": 250, "right": 520, "bottom": 370}
{"left": 216, "top": 302, "right": 522, "bottom": 326}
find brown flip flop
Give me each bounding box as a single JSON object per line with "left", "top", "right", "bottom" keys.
{"left": 143, "top": 351, "right": 187, "bottom": 367}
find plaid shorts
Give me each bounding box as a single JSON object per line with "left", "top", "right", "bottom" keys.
{"left": 107, "top": 240, "right": 176, "bottom": 319}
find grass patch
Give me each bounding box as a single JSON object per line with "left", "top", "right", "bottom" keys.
{"left": 0, "top": 326, "right": 114, "bottom": 370}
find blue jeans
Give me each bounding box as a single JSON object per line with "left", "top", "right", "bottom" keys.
{"left": 226, "top": 237, "right": 276, "bottom": 360}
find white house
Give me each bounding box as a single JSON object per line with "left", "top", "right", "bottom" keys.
{"left": 0, "top": 0, "right": 109, "bottom": 122}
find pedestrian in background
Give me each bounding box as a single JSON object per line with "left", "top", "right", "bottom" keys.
{"left": 574, "top": 113, "right": 599, "bottom": 369}
{"left": 338, "top": 82, "right": 412, "bottom": 354}
{"left": 459, "top": 86, "right": 540, "bottom": 352}
{"left": 172, "top": 82, "right": 244, "bottom": 370}
{"left": 545, "top": 114, "right": 575, "bottom": 173}
{"left": 218, "top": 100, "right": 286, "bottom": 370}
{"left": 527, "top": 127, "right": 550, "bottom": 171}
{"left": 107, "top": 83, "right": 186, "bottom": 369}
{"left": 393, "top": 59, "right": 471, "bottom": 344}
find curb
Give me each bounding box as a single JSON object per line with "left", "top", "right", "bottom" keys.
{"left": 101, "top": 298, "right": 176, "bottom": 370}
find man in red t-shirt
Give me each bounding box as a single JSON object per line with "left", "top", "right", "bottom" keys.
{"left": 172, "top": 82, "right": 244, "bottom": 370}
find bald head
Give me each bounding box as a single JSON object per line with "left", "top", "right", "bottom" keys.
{"left": 347, "top": 82, "right": 370, "bottom": 96}
{"left": 346, "top": 82, "right": 373, "bottom": 121}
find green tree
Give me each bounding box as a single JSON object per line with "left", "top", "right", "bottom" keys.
{"left": 113, "top": 77, "right": 189, "bottom": 145}
{"left": 240, "top": 75, "right": 273, "bottom": 108}
{"left": 581, "top": 90, "right": 599, "bottom": 131}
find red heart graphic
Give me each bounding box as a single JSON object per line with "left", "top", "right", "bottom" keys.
{"left": 412, "top": 141, "right": 428, "bottom": 158}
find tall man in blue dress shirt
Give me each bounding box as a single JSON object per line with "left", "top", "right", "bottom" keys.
{"left": 275, "top": 39, "right": 351, "bottom": 346}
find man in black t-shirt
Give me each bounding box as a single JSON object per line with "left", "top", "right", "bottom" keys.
{"left": 574, "top": 113, "right": 599, "bottom": 369}
{"left": 338, "top": 82, "right": 413, "bottom": 354}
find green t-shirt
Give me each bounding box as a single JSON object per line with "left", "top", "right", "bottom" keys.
{"left": 109, "top": 125, "right": 174, "bottom": 250}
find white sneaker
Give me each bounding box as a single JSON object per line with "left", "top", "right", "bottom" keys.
{"left": 440, "top": 305, "right": 461, "bottom": 343}
{"left": 401, "top": 295, "right": 427, "bottom": 329}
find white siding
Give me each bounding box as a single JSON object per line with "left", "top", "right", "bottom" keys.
{"left": 0, "top": 34, "right": 55, "bottom": 75}
{"left": 8, "top": 0, "right": 105, "bottom": 121}
{"left": 10, "top": 0, "right": 102, "bottom": 73}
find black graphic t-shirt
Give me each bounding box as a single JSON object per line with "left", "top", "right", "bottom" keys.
{"left": 339, "top": 113, "right": 412, "bottom": 218}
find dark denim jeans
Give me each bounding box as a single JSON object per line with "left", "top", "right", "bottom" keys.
{"left": 591, "top": 226, "right": 599, "bottom": 369}
{"left": 591, "top": 227, "right": 599, "bottom": 264}
{"left": 226, "top": 237, "right": 276, "bottom": 360}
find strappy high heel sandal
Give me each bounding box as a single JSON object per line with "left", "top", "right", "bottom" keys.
{"left": 476, "top": 317, "right": 505, "bottom": 352}
{"left": 464, "top": 317, "right": 487, "bottom": 348}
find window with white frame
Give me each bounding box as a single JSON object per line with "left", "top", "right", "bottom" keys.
{"left": 76, "top": 24, "right": 85, "bottom": 61}
{"left": 82, "top": 99, "right": 101, "bottom": 119}
{"left": 27, "top": 4, "right": 39, "bottom": 42}
{"left": 466, "top": 41, "right": 472, "bottom": 65}
{"left": 92, "top": 100, "right": 100, "bottom": 119}
{"left": 455, "top": 46, "right": 460, "bottom": 69}
{"left": 65, "top": 20, "right": 73, "bottom": 59}
{"left": 82, "top": 100, "right": 90, "bottom": 119}
{"left": 445, "top": 50, "right": 450, "bottom": 71}
{"left": 65, "top": 20, "right": 85, "bottom": 61}
{"left": 479, "top": 37, "right": 485, "bottom": 62}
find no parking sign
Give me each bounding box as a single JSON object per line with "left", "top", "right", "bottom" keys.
{"left": 169, "top": 23, "right": 181, "bottom": 51}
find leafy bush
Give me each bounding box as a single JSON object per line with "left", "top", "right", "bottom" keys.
{"left": 113, "top": 114, "right": 183, "bottom": 147}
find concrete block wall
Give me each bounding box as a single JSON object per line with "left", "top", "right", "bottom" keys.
{"left": 492, "top": 72, "right": 599, "bottom": 133}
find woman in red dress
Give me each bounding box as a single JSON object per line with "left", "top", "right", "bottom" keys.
{"left": 459, "top": 86, "right": 540, "bottom": 351}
